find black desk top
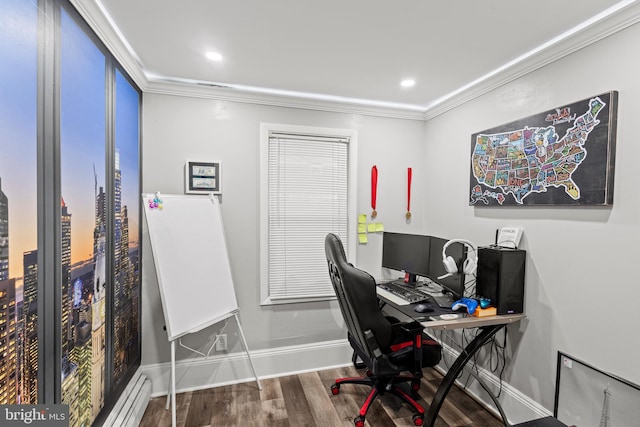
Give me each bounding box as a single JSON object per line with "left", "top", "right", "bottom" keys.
{"left": 377, "top": 287, "right": 526, "bottom": 330}
{"left": 376, "top": 287, "right": 460, "bottom": 317}
{"left": 388, "top": 297, "right": 464, "bottom": 320}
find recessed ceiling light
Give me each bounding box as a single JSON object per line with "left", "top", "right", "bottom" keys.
{"left": 205, "top": 51, "right": 223, "bottom": 61}
{"left": 400, "top": 79, "right": 415, "bottom": 88}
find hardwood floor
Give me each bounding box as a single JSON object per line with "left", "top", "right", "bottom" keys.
{"left": 140, "top": 366, "right": 502, "bottom": 427}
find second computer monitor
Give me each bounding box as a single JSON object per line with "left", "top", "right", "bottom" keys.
{"left": 381, "top": 232, "right": 430, "bottom": 285}
{"left": 428, "top": 236, "right": 466, "bottom": 299}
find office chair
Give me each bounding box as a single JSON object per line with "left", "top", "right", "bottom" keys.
{"left": 325, "top": 233, "right": 442, "bottom": 427}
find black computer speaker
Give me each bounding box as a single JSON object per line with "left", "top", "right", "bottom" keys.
{"left": 476, "top": 246, "right": 526, "bottom": 315}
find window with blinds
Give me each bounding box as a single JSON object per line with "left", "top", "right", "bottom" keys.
{"left": 260, "top": 124, "right": 356, "bottom": 304}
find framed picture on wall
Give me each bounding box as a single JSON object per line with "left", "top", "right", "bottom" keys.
{"left": 185, "top": 160, "right": 222, "bottom": 194}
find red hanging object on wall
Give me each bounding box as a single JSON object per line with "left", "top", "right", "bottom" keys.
{"left": 406, "top": 167, "right": 412, "bottom": 219}
{"left": 371, "top": 165, "right": 378, "bottom": 218}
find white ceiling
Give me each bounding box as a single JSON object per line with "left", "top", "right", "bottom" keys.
{"left": 96, "top": 0, "right": 632, "bottom": 111}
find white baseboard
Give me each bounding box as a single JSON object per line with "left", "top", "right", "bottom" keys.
{"left": 103, "top": 368, "right": 152, "bottom": 427}
{"left": 437, "top": 343, "right": 552, "bottom": 424}
{"left": 141, "top": 338, "right": 549, "bottom": 424}
{"left": 141, "top": 339, "right": 354, "bottom": 397}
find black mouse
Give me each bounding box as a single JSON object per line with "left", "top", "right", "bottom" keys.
{"left": 414, "top": 303, "right": 434, "bottom": 313}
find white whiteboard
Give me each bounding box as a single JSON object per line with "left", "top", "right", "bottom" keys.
{"left": 142, "top": 193, "right": 238, "bottom": 341}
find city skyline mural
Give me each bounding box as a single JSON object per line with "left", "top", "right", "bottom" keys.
{"left": 1, "top": 0, "right": 38, "bottom": 406}
{"left": 112, "top": 69, "right": 141, "bottom": 389}
{"left": 60, "top": 8, "right": 141, "bottom": 426}
{"left": 1, "top": 1, "right": 141, "bottom": 425}
{"left": 60, "top": 7, "right": 109, "bottom": 423}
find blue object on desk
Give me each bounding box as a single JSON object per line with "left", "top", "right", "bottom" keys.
{"left": 451, "top": 297, "right": 479, "bottom": 315}
{"left": 479, "top": 297, "right": 491, "bottom": 309}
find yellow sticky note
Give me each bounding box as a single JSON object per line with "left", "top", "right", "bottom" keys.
{"left": 358, "top": 233, "right": 368, "bottom": 244}
{"left": 358, "top": 214, "right": 367, "bottom": 224}
{"left": 357, "top": 224, "right": 366, "bottom": 233}
{"left": 375, "top": 223, "right": 384, "bottom": 232}
{"left": 367, "top": 223, "right": 376, "bottom": 233}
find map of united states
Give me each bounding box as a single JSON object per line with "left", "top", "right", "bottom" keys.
{"left": 470, "top": 96, "right": 605, "bottom": 205}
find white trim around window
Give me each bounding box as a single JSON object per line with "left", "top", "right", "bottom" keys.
{"left": 259, "top": 123, "right": 357, "bottom": 305}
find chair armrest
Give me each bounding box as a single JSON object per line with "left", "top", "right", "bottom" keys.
{"left": 364, "top": 329, "right": 400, "bottom": 376}
{"left": 398, "top": 321, "right": 424, "bottom": 376}
{"left": 364, "top": 329, "right": 383, "bottom": 359}
{"left": 399, "top": 320, "right": 423, "bottom": 335}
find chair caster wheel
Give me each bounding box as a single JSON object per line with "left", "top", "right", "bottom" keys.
{"left": 412, "top": 414, "right": 424, "bottom": 426}
{"left": 411, "top": 380, "right": 421, "bottom": 392}
{"left": 330, "top": 384, "right": 340, "bottom": 395}
{"left": 354, "top": 416, "right": 365, "bottom": 427}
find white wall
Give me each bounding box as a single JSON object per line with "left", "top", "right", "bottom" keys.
{"left": 141, "top": 18, "right": 640, "bottom": 419}
{"left": 141, "top": 94, "right": 427, "bottom": 365}
{"left": 423, "top": 21, "right": 640, "bottom": 412}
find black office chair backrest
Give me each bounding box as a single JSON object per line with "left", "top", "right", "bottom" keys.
{"left": 325, "top": 233, "right": 393, "bottom": 354}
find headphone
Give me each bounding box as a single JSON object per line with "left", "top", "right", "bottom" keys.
{"left": 439, "top": 239, "right": 478, "bottom": 280}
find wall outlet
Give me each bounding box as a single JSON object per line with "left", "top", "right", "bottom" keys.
{"left": 215, "top": 334, "right": 227, "bottom": 351}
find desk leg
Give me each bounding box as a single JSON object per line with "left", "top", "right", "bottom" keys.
{"left": 425, "top": 325, "right": 505, "bottom": 427}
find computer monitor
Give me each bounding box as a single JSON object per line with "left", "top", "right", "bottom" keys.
{"left": 427, "top": 236, "right": 466, "bottom": 299}
{"left": 381, "top": 232, "right": 430, "bottom": 285}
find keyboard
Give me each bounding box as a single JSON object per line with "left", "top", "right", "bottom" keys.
{"left": 378, "top": 281, "right": 429, "bottom": 304}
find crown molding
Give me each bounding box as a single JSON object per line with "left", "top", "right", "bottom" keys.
{"left": 422, "top": 0, "right": 640, "bottom": 120}
{"left": 144, "top": 78, "right": 427, "bottom": 120}
{"left": 71, "top": 0, "right": 640, "bottom": 122}
{"left": 70, "top": 0, "right": 148, "bottom": 89}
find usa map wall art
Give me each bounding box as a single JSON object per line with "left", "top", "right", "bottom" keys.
{"left": 470, "top": 91, "right": 618, "bottom": 206}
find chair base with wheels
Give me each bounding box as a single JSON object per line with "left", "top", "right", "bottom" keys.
{"left": 331, "top": 329, "right": 441, "bottom": 427}
{"left": 331, "top": 372, "right": 425, "bottom": 427}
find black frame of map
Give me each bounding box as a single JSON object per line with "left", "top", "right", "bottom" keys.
{"left": 469, "top": 91, "right": 618, "bottom": 206}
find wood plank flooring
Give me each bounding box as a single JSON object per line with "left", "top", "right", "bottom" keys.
{"left": 140, "top": 366, "right": 502, "bottom": 427}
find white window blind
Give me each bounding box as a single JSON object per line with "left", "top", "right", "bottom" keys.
{"left": 267, "top": 131, "right": 349, "bottom": 301}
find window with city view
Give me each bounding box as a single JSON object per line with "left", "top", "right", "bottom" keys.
{"left": 112, "top": 69, "right": 141, "bottom": 388}
{"left": 0, "top": 0, "right": 38, "bottom": 405}
{"left": 60, "top": 8, "right": 108, "bottom": 425}
{"left": 1, "top": 1, "right": 141, "bottom": 425}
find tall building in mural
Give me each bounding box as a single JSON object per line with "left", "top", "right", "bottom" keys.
{"left": 61, "top": 200, "right": 72, "bottom": 360}
{"left": 22, "top": 250, "right": 38, "bottom": 404}
{"left": 0, "top": 178, "right": 8, "bottom": 281}
{"left": 73, "top": 321, "right": 92, "bottom": 425}
{"left": 0, "top": 183, "right": 18, "bottom": 404}
{"left": 61, "top": 357, "right": 79, "bottom": 427}
{"left": 0, "top": 278, "right": 17, "bottom": 403}
{"left": 91, "top": 178, "right": 106, "bottom": 419}
{"left": 0, "top": 181, "right": 38, "bottom": 406}
{"left": 62, "top": 190, "right": 87, "bottom": 425}
{"left": 113, "top": 150, "right": 139, "bottom": 383}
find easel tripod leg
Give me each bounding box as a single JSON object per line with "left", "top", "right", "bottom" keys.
{"left": 234, "top": 312, "right": 262, "bottom": 390}
{"left": 168, "top": 340, "right": 176, "bottom": 427}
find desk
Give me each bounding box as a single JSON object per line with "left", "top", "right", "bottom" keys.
{"left": 377, "top": 288, "right": 525, "bottom": 427}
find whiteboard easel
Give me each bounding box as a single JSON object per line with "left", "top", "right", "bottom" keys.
{"left": 142, "top": 193, "right": 261, "bottom": 427}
